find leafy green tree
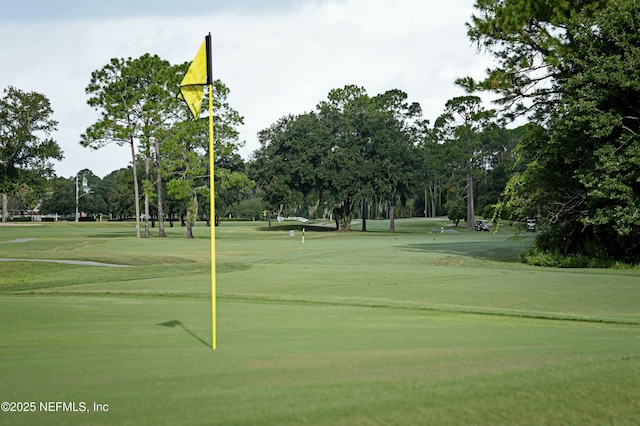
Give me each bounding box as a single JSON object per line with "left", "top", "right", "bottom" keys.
{"left": 418, "top": 126, "right": 447, "bottom": 218}
{"left": 40, "top": 170, "right": 107, "bottom": 219}
{"left": 446, "top": 191, "right": 466, "bottom": 226}
{"left": 217, "top": 169, "right": 256, "bottom": 216}
{"left": 566, "top": 1, "right": 640, "bottom": 257}
{"left": 434, "top": 96, "right": 495, "bottom": 230}
{"left": 164, "top": 119, "right": 207, "bottom": 238}
{"left": 39, "top": 177, "right": 74, "bottom": 216}
{"left": 365, "top": 90, "right": 422, "bottom": 231}
{"left": 83, "top": 55, "right": 248, "bottom": 238}
{"left": 417, "top": 119, "right": 521, "bottom": 221}
{"left": 250, "top": 116, "right": 294, "bottom": 221}
{"left": 0, "top": 86, "right": 62, "bottom": 222}
{"left": 316, "top": 85, "right": 371, "bottom": 230}
{"left": 99, "top": 169, "right": 120, "bottom": 218}
{"left": 76, "top": 170, "right": 107, "bottom": 218}
{"left": 252, "top": 111, "right": 331, "bottom": 223}
{"left": 83, "top": 55, "right": 184, "bottom": 236}
{"left": 460, "top": 0, "right": 606, "bottom": 121}
{"left": 83, "top": 170, "right": 109, "bottom": 216}
{"left": 82, "top": 57, "right": 144, "bottom": 236}
{"left": 163, "top": 75, "right": 246, "bottom": 236}
{"left": 318, "top": 86, "right": 424, "bottom": 231}
{"left": 209, "top": 81, "right": 250, "bottom": 226}
{"left": 475, "top": 125, "right": 524, "bottom": 217}
{"left": 228, "top": 196, "right": 263, "bottom": 221}
{"left": 6, "top": 183, "right": 40, "bottom": 219}
{"left": 84, "top": 55, "right": 190, "bottom": 237}
{"left": 105, "top": 167, "right": 136, "bottom": 220}
{"left": 130, "top": 55, "right": 183, "bottom": 237}
{"left": 480, "top": 0, "right": 640, "bottom": 263}
{"left": 252, "top": 86, "right": 425, "bottom": 231}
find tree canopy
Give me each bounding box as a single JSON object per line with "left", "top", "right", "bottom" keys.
{"left": 81, "top": 53, "right": 246, "bottom": 238}
{"left": 0, "top": 86, "right": 62, "bottom": 222}
{"left": 469, "top": 0, "right": 640, "bottom": 263}
{"left": 250, "top": 86, "right": 422, "bottom": 231}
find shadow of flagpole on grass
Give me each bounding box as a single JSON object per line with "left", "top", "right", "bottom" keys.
{"left": 158, "top": 320, "right": 210, "bottom": 348}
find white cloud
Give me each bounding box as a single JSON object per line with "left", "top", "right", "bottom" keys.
{"left": 0, "top": 0, "right": 493, "bottom": 178}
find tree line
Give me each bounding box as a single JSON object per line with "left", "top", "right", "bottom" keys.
{"left": 1, "top": 54, "right": 252, "bottom": 239}
{"left": 0, "top": 80, "right": 525, "bottom": 234}
{"left": 249, "top": 86, "right": 524, "bottom": 232}
{"left": 2, "top": 0, "right": 638, "bottom": 263}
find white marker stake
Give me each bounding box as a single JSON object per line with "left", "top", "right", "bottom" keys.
{"left": 302, "top": 228, "right": 305, "bottom": 245}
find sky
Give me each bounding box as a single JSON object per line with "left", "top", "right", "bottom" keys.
{"left": 1, "top": 0, "right": 495, "bottom": 179}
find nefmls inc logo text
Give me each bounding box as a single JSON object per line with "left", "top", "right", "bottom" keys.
{"left": 41, "top": 401, "right": 88, "bottom": 412}
{"left": 2, "top": 400, "right": 109, "bottom": 413}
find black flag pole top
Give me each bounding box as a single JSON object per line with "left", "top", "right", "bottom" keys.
{"left": 206, "top": 33, "right": 213, "bottom": 86}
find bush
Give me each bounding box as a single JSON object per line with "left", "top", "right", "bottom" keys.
{"left": 445, "top": 196, "right": 466, "bottom": 226}
{"left": 520, "top": 247, "right": 637, "bottom": 269}
{"left": 9, "top": 216, "right": 32, "bottom": 222}
{"left": 480, "top": 204, "right": 496, "bottom": 221}
{"left": 225, "top": 198, "right": 263, "bottom": 221}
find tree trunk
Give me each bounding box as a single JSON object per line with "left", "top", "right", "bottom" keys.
{"left": 130, "top": 138, "right": 141, "bottom": 238}
{"left": 341, "top": 212, "right": 354, "bottom": 231}
{"left": 154, "top": 137, "right": 165, "bottom": 237}
{"left": 184, "top": 149, "right": 194, "bottom": 238}
{"left": 1, "top": 192, "right": 7, "bottom": 223}
{"left": 308, "top": 198, "right": 320, "bottom": 221}
{"left": 144, "top": 155, "right": 150, "bottom": 238}
{"left": 432, "top": 184, "right": 437, "bottom": 217}
{"left": 428, "top": 183, "right": 437, "bottom": 217}
{"left": 389, "top": 203, "right": 395, "bottom": 232}
{"left": 424, "top": 188, "right": 428, "bottom": 218}
{"left": 466, "top": 171, "right": 475, "bottom": 231}
{"left": 335, "top": 196, "right": 355, "bottom": 231}
{"left": 361, "top": 199, "right": 367, "bottom": 232}
{"left": 186, "top": 194, "right": 197, "bottom": 239}
{"left": 186, "top": 210, "right": 193, "bottom": 239}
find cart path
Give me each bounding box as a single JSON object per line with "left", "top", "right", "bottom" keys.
{"left": 0, "top": 258, "right": 131, "bottom": 267}
{"left": 1, "top": 238, "right": 38, "bottom": 243}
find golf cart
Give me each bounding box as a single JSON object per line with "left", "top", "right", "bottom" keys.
{"left": 474, "top": 220, "right": 489, "bottom": 232}
{"left": 527, "top": 219, "right": 536, "bottom": 232}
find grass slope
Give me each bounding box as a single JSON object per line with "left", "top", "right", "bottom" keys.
{"left": 0, "top": 219, "right": 638, "bottom": 425}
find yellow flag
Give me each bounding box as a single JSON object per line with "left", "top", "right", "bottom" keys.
{"left": 179, "top": 39, "right": 208, "bottom": 119}
{"left": 179, "top": 34, "right": 217, "bottom": 349}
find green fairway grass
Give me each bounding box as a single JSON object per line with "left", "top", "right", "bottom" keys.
{"left": 1, "top": 219, "right": 639, "bottom": 425}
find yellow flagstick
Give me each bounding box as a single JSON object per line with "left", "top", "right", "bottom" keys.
{"left": 209, "top": 81, "right": 216, "bottom": 350}
{"left": 179, "top": 34, "right": 216, "bottom": 349}
{"left": 205, "top": 34, "right": 217, "bottom": 351}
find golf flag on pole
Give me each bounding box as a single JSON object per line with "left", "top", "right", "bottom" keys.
{"left": 179, "top": 34, "right": 217, "bottom": 350}
{"left": 178, "top": 37, "right": 208, "bottom": 120}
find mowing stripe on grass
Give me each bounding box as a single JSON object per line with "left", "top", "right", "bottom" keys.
{"left": 9, "top": 288, "right": 640, "bottom": 326}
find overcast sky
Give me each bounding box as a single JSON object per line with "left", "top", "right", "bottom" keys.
{"left": 1, "top": 0, "right": 494, "bottom": 178}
